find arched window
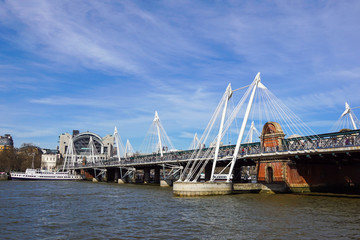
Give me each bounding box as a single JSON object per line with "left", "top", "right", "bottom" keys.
{"left": 265, "top": 124, "right": 276, "bottom": 134}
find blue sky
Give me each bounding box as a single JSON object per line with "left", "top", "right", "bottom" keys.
{"left": 0, "top": 0, "right": 360, "bottom": 150}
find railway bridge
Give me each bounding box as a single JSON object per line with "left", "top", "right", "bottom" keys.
{"left": 65, "top": 73, "right": 360, "bottom": 196}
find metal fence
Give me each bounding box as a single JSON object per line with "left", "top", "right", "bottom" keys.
{"left": 73, "top": 130, "right": 360, "bottom": 168}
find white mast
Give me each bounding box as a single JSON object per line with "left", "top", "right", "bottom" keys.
{"left": 227, "top": 72, "right": 261, "bottom": 182}
{"left": 210, "top": 83, "right": 232, "bottom": 181}
{"left": 143, "top": 111, "right": 174, "bottom": 155}
{"left": 63, "top": 136, "right": 76, "bottom": 171}
{"left": 189, "top": 133, "right": 200, "bottom": 150}
{"left": 125, "top": 139, "right": 134, "bottom": 158}
{"left": 341, "top": 102, "right": 358, "bottom": 130}
{"left": 91, "top": 137, "right": 95, "bottom": 164}
{"left": 114, "top": 126, "right": 123, "bottom": 162}
{"left": 246, "top": 121, "right": 260, "bottom": 143}
{"left": 154, "top": 111, "right": 163, "bottom": 157}
{"left": 88, "top": 136, "right": 97, "bottom": 164}
{"left": 114, "top": 127, "right": 126, "bottom": 179}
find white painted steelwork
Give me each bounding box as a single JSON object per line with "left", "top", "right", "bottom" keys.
{"left": 125, "top": 139, "right": 134, "bottom": 158}
{"left": 87, "top": 136, "right": 98, "bottom": 164}
{"left": 210, "top": 83, "right": 232, "bottom": 181}
{"left": 246, "top": 121, "right": 261, "bottom": 143}
{"left": 341, "top": 102, "right": 358, "bottom": 130}
{"left": 154, "top": 111, "right": 164, "bottom": 157}
{"left": 114, "top": 127, "right": 125, "bottom": 162}
{"left": 227, "top": 73, "right": 261, "bottom": 182}
{"left": 142, "top": 111, "right": 174, "bottom": 155}
{"left": 63, "top": 136, "right": 76, "bottom": 171}
{"left": 189, "top": 133, "right": 200, "bottom": 150}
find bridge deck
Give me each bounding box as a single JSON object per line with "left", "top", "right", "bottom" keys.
{"left": 68, "top": 129, "right": 360, "bottom": 170}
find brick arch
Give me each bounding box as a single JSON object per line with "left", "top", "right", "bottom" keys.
{"left": 261, "top": 122, "right": 285, "bottom": 151}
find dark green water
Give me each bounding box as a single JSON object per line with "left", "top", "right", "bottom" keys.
{"left": 1, "top": 181, "right": 359, "bottom": 240}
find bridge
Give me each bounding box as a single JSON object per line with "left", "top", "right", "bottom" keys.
{"left": 63, "top": 73, "right": 360, "bottom": 196}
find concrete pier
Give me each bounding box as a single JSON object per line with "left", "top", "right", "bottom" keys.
{"left": 114, "top": 168, "right": 120, "bottom": 182}
{"left": 173, "top": 181, "right": 233, "bottom": 196}
{"left": 160, "top": 179, "right": 173, "bottom": 187}
{"left": 204, "top": 163, "right": 212, "bottom": 181}
{"left": 118, "top": 178, "right": 126, "bottom": 184}
{"left": 154, "top": 168, "right": 160, "bottom": 184}
{"left": 233, "top": 183, "right": 287, "bottom": 193}
{"left": 144, "top": 168, "right": 150, "bottom": 184}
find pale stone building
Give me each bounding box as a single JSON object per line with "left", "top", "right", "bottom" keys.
{"left": 58, "top": 130, "right": 114, "bottom": 164}
{"left": 41, "top": 149, "right": 60, "bottom": 171}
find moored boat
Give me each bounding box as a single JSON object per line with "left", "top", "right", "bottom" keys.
{"left": 10, "top": 168, "right": 81, "bottom": 180}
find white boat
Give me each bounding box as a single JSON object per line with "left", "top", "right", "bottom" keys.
{"left": 10, "top": 169, "right": 82, "bottom": 180}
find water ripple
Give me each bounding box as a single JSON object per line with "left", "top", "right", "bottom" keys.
{"left": 1, "top": 181, "right": 360, "bottom": 239}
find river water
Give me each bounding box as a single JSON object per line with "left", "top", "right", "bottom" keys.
{"left": 1, "top": 181, "right": 359, "bottom": 240}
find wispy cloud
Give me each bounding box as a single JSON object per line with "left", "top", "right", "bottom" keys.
{"left": 322, "top": 67, "right": 360, "bottom": 80}
{"left": 0, "top": 0, "right": 214, "bottom": 77}
{"left": 285, "top": 86, "right": 360, "bottom": 113}
{"left": 0, "top": 1, "right": 359, "bottom": 149}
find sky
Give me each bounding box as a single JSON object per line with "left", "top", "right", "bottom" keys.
{"left": 0, "top": 0, "right": 360, "bottom": 151}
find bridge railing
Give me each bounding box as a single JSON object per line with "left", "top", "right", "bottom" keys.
{"left": 74, "top": 130, "right": 360, "bottom": 168}
{"left": 238, "top": 129, "right": 360, "bottom": 156}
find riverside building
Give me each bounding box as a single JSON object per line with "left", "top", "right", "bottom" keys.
{"left": 59, "top": 130, "right": 114, "bottom": 165}
{"left": 41, "top": 149, "right": 60, "bottom": 171}
{"left": 0, "top": 134, "right": 13, "bottom": 151}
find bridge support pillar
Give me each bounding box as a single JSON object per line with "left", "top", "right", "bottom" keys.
{"left": 144, "top": 168, "right": 151, "bottom": 184}
{"left": 159, "top": 165, "right": 174, "bottom": 187}
{"left": 83, "top": 169, "right": 95, "bottom": 181}
{"left": 160, "top": 179, "right": 172, "bottom": 187}
{"left": 232, "top": 165, "right": 242, "bottom": 183}
{"left": 117, "top": 169, "right": 126, "bottom": 184}
{"left": 118, "top": 168, "right": 127, "bottom": 183}
{"left": 256, "top": 159, "right": 290, "bottom": 193}
{"left": 154, "top": 168, "right": 160, "bottom": 184}
{"left": 129, "top": 169, "right": 136, "bottom": 183}
{"left": 114, "top": 168, "right": 120, "bottom": 183}
{"left": 205, "top": 162, "right": 212, "bottom": 181}
{"left": 173, "top": 182, "right": 233, "bottom": 196}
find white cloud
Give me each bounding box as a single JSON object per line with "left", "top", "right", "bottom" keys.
{"left": 0, "top": 0, "right": 215, "bottom": 77}
{"left": 322, "top": 68, "right": 360, "bottom": 80}
{"left": 1, "top": 1, "right": 360, "bottom": 149}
